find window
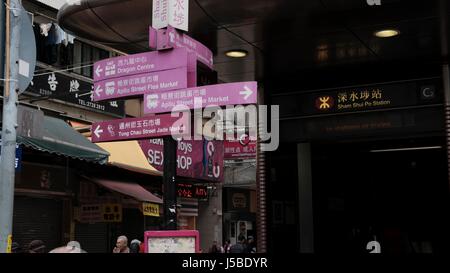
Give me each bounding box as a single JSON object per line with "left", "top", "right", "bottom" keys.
{"left": 33, "top": 24, "right": 114, "bottom": 78}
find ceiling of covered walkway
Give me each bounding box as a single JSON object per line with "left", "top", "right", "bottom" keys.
{"left": 58, "top": 0, "right": 450, "bottom": 93}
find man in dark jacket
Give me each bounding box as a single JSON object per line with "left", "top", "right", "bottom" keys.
{"left": 229, "top": 235, "right": 247, "bottom": 253}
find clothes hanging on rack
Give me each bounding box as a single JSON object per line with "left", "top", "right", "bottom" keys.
{"left": 39, "top": 23, "right": 52, "bottom": 37}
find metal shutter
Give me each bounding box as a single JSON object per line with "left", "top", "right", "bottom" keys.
{"left": 75, "top": 222, "right": 108, "bottom": 253}
{"left": 13, "top": 196, "right": 62, "bottom": 252}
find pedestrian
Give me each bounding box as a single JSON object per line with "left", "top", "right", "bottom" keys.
{"left": 27, "top": 240, "right": 46, "bottom": 253}
{"left": 11, "top": 242, "right": 22, "bottom": 253}
{"left": 223, "top": 239, "right": 231, "bottom": 253}
{"left": 246, "top": 236, "right": 256, "bottom": 253}
{"left": 49, "top": 241, "right": 86, "bottom": 253}
{"left": 229, "top": 235, "right": 247, "bottom": 253}
{"left": 130, "top": 239, "right": 141, "bottom": 253}
{"left": 209, "top": 240, "right": 224, "bottom": 253}
{"left": 113, "top": 235, "right": 130, "bottom": 253}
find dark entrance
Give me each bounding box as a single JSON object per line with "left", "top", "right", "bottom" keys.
{"left": 311, "top": 136, "right": 450, "bottom": 254}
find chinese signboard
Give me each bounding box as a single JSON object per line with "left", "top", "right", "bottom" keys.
{"left": 78, "top": 204, "right": 103, "bottom": 223}
{"left": 177, "top": 183, "right": 208, "bottom": 199}
{"left": 29, "top": 67, "right": 125, "bottom": 117}
{"left": 93, "top": 66, "right": 188, "bottom": 102}
{"left": 78, "top": 203, "right": 122, "bottom": 223}
{"left": 93, "top": 48, "right": 189, "bottom": 82}
{"left": 273, "top": 80, "right": 442, "bottom": 118}
{"left": 90, "top": 113, "right": 189, "bottom": 143}
{"left": 143, "top": 202, "right": 160, "bottom": 217}
{"left": 224, "top": 135, "right": 257, "bottom": 160}
{"left": 152, "top": 26, "right": 213, "bottom": 69}
{"left": 152, "top": 0, "right": 189, "bottom": 32}
{"left": 143, "top": 81, "right": 258, "bottom": 114}
{"left": 139, "top": 138, "right": 224, "bottom": 182}
{"left": 102, "top": 203, "right": 122, "bottom": 222}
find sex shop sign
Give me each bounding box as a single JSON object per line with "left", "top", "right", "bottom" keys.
{"left": 138, "top": 138, "right": 224, "bottom": 182}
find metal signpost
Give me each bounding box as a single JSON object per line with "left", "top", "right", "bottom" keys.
{"left": 0, "top": 0, "right": 22, "bottom": 253}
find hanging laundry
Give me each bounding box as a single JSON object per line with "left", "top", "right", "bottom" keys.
{"left": 67, "top": 34, "right": 76, "bottom": 44}
{"left": 54, "top": 24, "right": 66, "bottom": 45}
{"left": 39, "top": 23, "right": 52, "bottom": 37}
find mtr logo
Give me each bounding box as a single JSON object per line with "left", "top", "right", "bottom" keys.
{"left": 315, "top": 96, "right": 334, "bottom": 111}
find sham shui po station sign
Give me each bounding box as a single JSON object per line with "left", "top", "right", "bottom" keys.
{"left": 274, "top": 79, "right": 441, "bottom": 117}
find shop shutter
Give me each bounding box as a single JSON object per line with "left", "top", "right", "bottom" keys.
{"left": 13, "top": 196, "right": 62, "bottom": 252}
{"left": 178, "top": 198, "right": 198, "bottom": 217}
{"left": 75, "top": 222, "right": 108, "bottom": 253}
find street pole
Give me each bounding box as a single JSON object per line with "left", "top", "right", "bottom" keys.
{"left": 0, "top": 0, "right": 21, "bottom": 253}
{"left": 163, "top": 137, "right": 177, "bottom": 230}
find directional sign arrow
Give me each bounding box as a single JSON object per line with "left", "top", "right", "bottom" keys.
{"left": 95, "top": 85, "right": 103, "bottom": 97}
{"left": 239, "top": 85, "right": 254, "bottom": 100}
{"left": 94, "top": 125, "right": 103, "bottom": 138}
{"left": 144, "top": 81, "right": 258, "bottom": 114}
{"left": 95, "top": 65, "right": 103, "bottom": 77}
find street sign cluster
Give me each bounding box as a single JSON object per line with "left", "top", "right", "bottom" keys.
{"left": 90, "top": 22, "right": 258, "bottom": 181}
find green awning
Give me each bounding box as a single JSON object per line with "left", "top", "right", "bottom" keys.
{"left": 18, "top": 116, "right": 109, "bottom": 164}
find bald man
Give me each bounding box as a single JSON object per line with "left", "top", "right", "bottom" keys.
{"left": 113, "top": 235, "right": 130, "bottom": 253}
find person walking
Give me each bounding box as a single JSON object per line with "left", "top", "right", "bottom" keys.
{"left": 209, "top": 240, "right": 224, "bottom": 253}
{"left": 229, "top": 235, "right": 247, "bottom": 253}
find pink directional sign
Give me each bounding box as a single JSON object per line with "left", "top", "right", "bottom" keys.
{"left": 93, "top": 67, "right": 188, "bottom": 102}
{"left": 93, "top": 48, "right": 189, "bottom": 82}
{"left": 151, "top": 26, "right": 214, "bottom": 69}
{"left": 139, "top": 139, "right": 224, "bottom": 182}
{"left": 91, "top": 113, "right": 189, "bottom": 143}
{"left": 143, "top": 81, "right": 258, "bottom": 114}
{"left": 187, "top": 52, "right": 197, "bottom": 88}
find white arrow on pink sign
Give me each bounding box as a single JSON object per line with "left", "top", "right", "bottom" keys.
{"left": 143, "top": 81, "right": 258, "bottom": 114}
{"left": 93, "top": 66, "right": 188, "bottom": 102}
{"left": 91, "top": 113, "right": 189, "bottom": 143}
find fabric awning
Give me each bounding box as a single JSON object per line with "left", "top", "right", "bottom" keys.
{"left": 95, "top": 140, "right": 161, "bottom": 176}
{"left": 18, "top": 116, "right": 109, "bottom": 164}
{"left": 89, "top": 177, "right": 162, "bottom": 204}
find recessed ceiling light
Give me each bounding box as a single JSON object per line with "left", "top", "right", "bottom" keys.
{"left": 225, "top": 49, "right": 248, "bottom": 58}
{"left": 374, "top": 29, "right": 400, "bottom": 38}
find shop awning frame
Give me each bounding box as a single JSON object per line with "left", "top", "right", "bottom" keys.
{"left": 85, "top": 177, "right": 163, "bottom": 204}
{"left": 18, "top": 116, "right": 109, "bottom": 164}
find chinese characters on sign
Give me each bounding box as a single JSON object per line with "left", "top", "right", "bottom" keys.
{"left": 78, "top": 204, "right": 122, "bottom": 223}
{"left": 152, "top": 0, "right": 189, "bottom": 32}
{"left": 144, "top": 81, "right": 257, "bottom": 114}
{"left": 91, "top": 113, "right": 189, "bottom": 143}
{"left": 177, "top": 183, "right": 208, "bottom": 199}
{"left": 93, "top": 48, "right": 189, "bottom": 82}
{"left": 143, "top": 202, "right": 160, "bottom": 217}
{"left": 152, "top": 26, "right": 213, "bottom": 69}
{"left": 314, "top": 88, "right": 390, "bottom": 112}
{"left": 93, "top": 67, "right": 188, "bottom": 102}
{"left": 29, "top": 67, "right": 125, "bottom": 117}
{"left": 224, "top": 138, "right": 257, "bottom": 160}
{"left": 103, "top": 203, "right": 122, "bottom": 222}
{"left": 336, "top": 88, "right": 386, "bottom": 109}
